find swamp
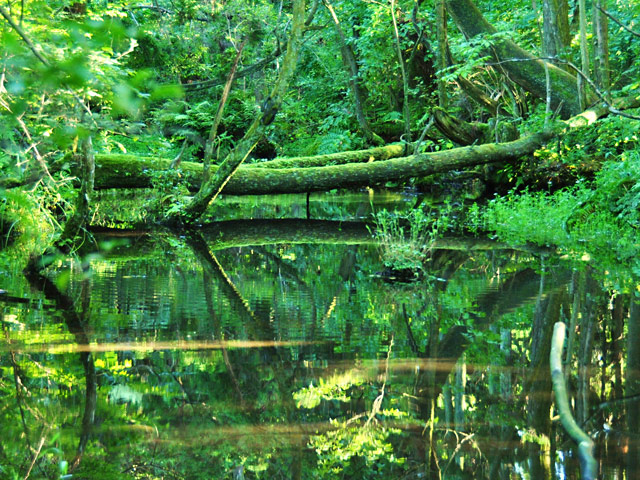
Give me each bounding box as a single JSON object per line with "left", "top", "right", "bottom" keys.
{"left": 2, "top": 0, "right": 640, "bottom": 479}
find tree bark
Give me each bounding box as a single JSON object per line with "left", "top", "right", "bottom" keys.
{"left": 435, "top": 0, "right": 448, "bottom": 108}
{"left": 543, "top": 0, "right": 570, "bottom": 59}
{"left": 91, "top": 132, "right": 553, "bottom": 195}
{"left": 578, "top": 0, "right": 591, "bottom": 110}
{"left": 445, "top": 0, "right": 591, "bottom": 117}
{"left": 593, "top": 0, "right": 610, "bottom": 99}
{"left": 324, "top": 0, "right": 383, "bottom": 146}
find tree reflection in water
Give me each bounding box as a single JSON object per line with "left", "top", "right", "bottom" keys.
{"left": 0, "top": 219, "right": 636, "bottom": 479}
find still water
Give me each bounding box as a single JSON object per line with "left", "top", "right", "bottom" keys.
{"left": 1, "top": 192, "right": 638, "bottom": 479}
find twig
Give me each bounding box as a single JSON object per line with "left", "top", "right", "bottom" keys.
{"left": 23, "top": 435, "right": 46, "bottom": 480}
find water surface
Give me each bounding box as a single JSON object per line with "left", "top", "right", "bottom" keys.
{"left": 1, "top": 194, "right": 638, "bottom": 479}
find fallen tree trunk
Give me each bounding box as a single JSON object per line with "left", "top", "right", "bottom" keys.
{"left": 247, "top": 142, "right": 410, "bottom": 169}
{"left": 92, "top": 131, "right": 553, "bottom": 195}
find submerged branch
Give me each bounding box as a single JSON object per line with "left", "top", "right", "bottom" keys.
{"left": 550, "top": 322, "right": 597, "bottom": 480}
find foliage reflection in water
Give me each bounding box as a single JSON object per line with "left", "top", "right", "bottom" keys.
{"left": 1, "top": 217, "right": 639, "bottom": 479}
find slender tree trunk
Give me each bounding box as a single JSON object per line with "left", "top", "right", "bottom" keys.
{"left": 500, "top": 329, "right": 512, "bottom": 400}
{"left": 578, "top": 0, "right": 590, "bottom": 110}
{"left": 592, "top": 0, "right": 610, "bottom": 100}
{"left": 454, "top": 357, "right": 466, "bottom": 469}
{"left": 442, "top": 380, "right": 453, "bottom": 429}
{"left": 199, "top": 40, "right": 246, "bottom": 179}
{"left": 577, "top": 274, "right": 598, "bottom": 425}
{"left": 324, "top": 0, "right": 383, "bottom": 145}
{"left": 59, "top": 136, "right": 95, "bottom": 249}
{"left": 435, "top": 0, "right": 448, "bottom": 108}
{"left": 611, "top": 294, "right": 624, "bottom": 406}
{"left": 169, "top": 0, "right": 306, "bottom": 224}
{"left": 390, "top": 0, "right": 411, "bottom": 140}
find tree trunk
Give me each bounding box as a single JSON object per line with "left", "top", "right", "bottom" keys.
{"left": 578, "top": 0, "right": 591, "bottom": 110}
{"left": 593, "top": 0, "right": 610, "bottom": 99}
{"left": 91, "top": 132, "right": 553, "bottom": 195}
{"left": 577, "top": 273, "right": 599, "bottom": 424}
{"left": 324, "top": 0, "right": 383, "bottom": 145}
{"left": 391, "top": 0, "right": 411, "bottom": 140}
{"left": 454, "top": 357, "right": 466, "bottom": 470}
{"left": 169, "top": 0, "right": 306, "bottom": 224}
{"left": 627, "top": 297, "right": 640, "bottom": 475}
{"left": 445, "top": 0, "right": 591, "bottom": 117}
{"left": 58, "top": 136, "right": 95, "bottom": 249}
{"left": 543, "top": 0, "right": 570, "bottom": 59}
{"left": 550, "top": 322, "right": 598, "bottom": 480}
{"left": 435, "top": 0, "right": 448, "bottom": 108}
{"left": 611, "top": 294, "right": 624, "bottom": 404}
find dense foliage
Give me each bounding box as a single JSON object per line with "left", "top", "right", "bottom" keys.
{"left": 2, "top": 0, "right": 640, "bottom": 478}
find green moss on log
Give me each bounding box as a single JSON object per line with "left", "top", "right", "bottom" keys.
{"left": 93, "top": 132, "right": 553, "bottom": 195}
{"left": 247, "top": 143, "right": 409, "bottom": 169}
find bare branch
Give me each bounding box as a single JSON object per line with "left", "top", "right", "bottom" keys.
{"left": 0, "top": 6, "right": 49, "bottom": 66}
{"left": 596, "top": 5, "right": 640, "bottom": 38}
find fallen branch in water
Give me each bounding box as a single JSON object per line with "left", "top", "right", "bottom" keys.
{"left": 550, "top": 322, "right": 597, "bottom": 480}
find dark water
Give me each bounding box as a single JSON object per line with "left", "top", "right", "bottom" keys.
{"left": 1, "top": 193, "right": 639, "bottom": 479}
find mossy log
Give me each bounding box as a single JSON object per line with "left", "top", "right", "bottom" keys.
{"left": 433, "top": 107, "right": 520, "bottom": 145}
{"left": 247, "top": 142, "right": 410, "bottom": 169}
{"left": 92, "top": 132, "right": 553, "bottom": 195}
{"left": 433, "top": 107, "right": 492, "bottom": 145}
